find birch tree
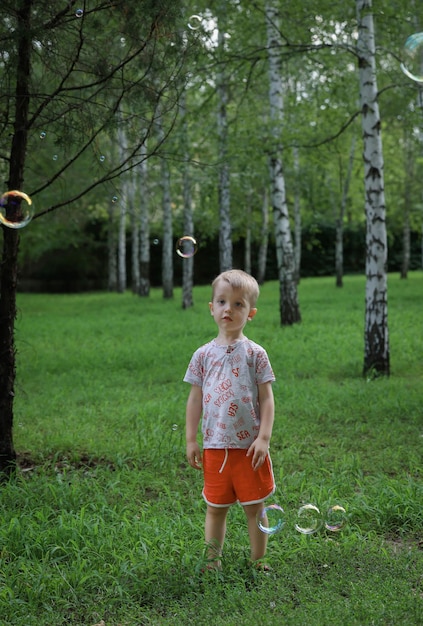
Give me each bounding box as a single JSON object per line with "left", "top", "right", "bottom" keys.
{"left": 336, "top": 132, "right": 356, "bottom": 287}
{"left": 139, "top": 141, "right": 150, "bottom": 297}
{"left": 117, "top": 120, "right": 128, "bottom": 293}
{"left": 156, "top": 111, "right": 174, "bottom": 299}
{"left": 216, "top": 7, "right": 232, "bottom": 272}
{"left": 180, "top": 92, "right": 194, "bottom": 309}
{"left": 257, "top": 188, "right": 270, "bottom": 285}
{"left": 356, "top": 0, "right": 390, "bottom": 376}
{"left": 265, "top": 1, "right": 301, "bottom": 325}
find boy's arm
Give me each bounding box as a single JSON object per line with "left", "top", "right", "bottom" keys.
{"left": 247, "top": 381, "right": 275, "bottom": 471}
{"left": 186, "top": 384, "right": 203, "bottom": 470}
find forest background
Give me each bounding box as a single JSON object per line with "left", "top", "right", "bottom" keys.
{"left": 1, "top": 0, "right": 423, "bottom": 293}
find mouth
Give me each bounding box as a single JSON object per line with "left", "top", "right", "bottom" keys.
{"left": 222, "top": 316, "right": 232, "bottom": 321}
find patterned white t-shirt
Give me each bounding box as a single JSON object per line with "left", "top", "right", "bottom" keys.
{"left": 184, "top": 338, "right": 275, "bottom": 449}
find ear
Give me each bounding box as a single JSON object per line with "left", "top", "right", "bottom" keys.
{"left": 248, "top": 308, "right": 257, "bottom": 321}
{"left": 209, "top": 302, "right": 214, "bottom": 315}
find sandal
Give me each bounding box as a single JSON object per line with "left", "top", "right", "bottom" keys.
{"left": 252, "top": 560, "right": 272, "bottom": 573}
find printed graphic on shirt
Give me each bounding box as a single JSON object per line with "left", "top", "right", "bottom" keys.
{"left": 184, "top": 338, "right": 275, "bottom": 449}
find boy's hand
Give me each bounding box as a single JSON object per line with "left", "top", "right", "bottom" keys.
{"left": 186, "top": 442, "right": 202, "bottom": 470}
{"left": 246, "top": 438, "right": 269, "bottom": 471}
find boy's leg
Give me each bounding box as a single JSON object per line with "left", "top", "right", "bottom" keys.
{"left": 243, "top": 502, "right": 268, "bottom": 562}
{"left": 205, "top": 504, "right": 229, "bottom": 567}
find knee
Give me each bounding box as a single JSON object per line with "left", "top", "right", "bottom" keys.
{"left": 243, "top": 502, "right": 263, "bottom": 521}
{"left": 207, "top": 505, "right": 228, "bottom": 519}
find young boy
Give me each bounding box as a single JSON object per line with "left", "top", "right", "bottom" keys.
{"left": 184, "top": 269, "right": 276, "bottom": 570}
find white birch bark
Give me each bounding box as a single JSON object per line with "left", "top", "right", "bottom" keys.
{"left": 265, "top": 1, "right": 300, "bottom": 325}
{"left": 336, "top": 132, "right": 356, "bottom": 287}
{"left": 139, "top": 140, "right": 150, "bottom": 297}
{"left": 356, "top": 0, "right": 389, "bottom": 376}
{"left": 156, "top": 112, "right": 173, "bottom": 299}
{"left": 217, "top": 12, "right": 232, "bottom": 272}
{"left": 257, "top": 187, "right": 269, "bottom": 285}
{"left": 244, "top": 199, "right": 252, "bottom": 276}
{"left": 129, "top": 169, "right": 139, "bottom": 294}
{"left": 180, "top": 91, "right": 194, "bottom": 309}
{"left": 117, "top": 120, "right": 127, "bottom": 293}
{"left": 107, "top": 200, "right": 118, "bottom": 291}
{"left": 293, "top": 146, "right": 301, "bottom": 284}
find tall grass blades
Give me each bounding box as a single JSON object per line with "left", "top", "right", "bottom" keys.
{"left": 1, "top": 273, "right": 421, "bottom": 625}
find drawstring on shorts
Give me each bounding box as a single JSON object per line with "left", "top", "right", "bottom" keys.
{"left": 218, "top": 448, "right": 229, "bottom": 473}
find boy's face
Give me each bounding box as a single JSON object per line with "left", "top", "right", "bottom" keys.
{"left": 209, "top": 279, "right": 257, "bottom": 335}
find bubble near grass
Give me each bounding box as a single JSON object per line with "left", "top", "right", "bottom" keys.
{"left": 401, "top": 33, "right": 423, "bottom": 83}
{"left": 0, "top": 190, "right": 34, "bottom": 229}
{"left": 257, "top": 504, "right": 285, "bottom": 535}
{"left": 188, "top": 15, "right": 202, "bottom": 30}
{"left": 325, "top": 505, "right": 347, "bottom": 532}
{"left": 295, "top": 503, "right": 322, "bottom": 535}
{"left": 176, "top": 235, "right": 197, "bottom": 258}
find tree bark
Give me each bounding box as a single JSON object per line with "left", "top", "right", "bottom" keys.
{"left": 265, "top": 1, "right": 301, "bottom": 325}
{"left": 156, "top": 112, "right": 173, "bottom": 299}
{"left": 293, "top": 146, "right": 301, "bottom": 284}
{"left": 336, "top": 133, "right": 356, "bottom": 287}
{"left": 356, "top": 0, "right": 390, "bottom": 376}
{"left": 117, "top": 121, "right": 127, "bottom": 293}
{"left": 0, "top": 0, "right": 33, "bottom": 475}
{"left": 217, "top": 10, "right": 232, "bottom": 272}
{"left": 257, "top": 188, "right": 269, "bottom": 285}
{"left": 180, "top": 93, "right": 194, "bottom": 309}
{"left": 139, "top": 141, "right": 150, "bottom": 297}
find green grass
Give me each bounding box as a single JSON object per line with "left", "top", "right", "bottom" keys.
{"left": 1, "top": 273, "right": 422, "bottom": 625}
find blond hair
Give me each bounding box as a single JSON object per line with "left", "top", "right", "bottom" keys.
{"left": 211, "top": 269, "right": 260, "bottom": 306}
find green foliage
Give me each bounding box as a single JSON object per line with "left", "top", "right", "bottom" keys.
{"left": 1, "top": 274, "right": 421, "bottom": 624}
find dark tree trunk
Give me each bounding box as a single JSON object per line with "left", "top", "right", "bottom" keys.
{"left": 0, "top": 0, "right": 33, "bottom": 475}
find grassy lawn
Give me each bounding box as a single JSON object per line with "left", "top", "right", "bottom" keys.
{"left": 0, "top": 272, "right": 422, "bottom": 625}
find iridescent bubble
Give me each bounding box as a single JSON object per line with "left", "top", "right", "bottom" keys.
{"left": 257, "top": 504, "right": 285, "bottom": 535}
{"left": 75, "top": 8, "right": 84, "bottom": 18}
{"left": 400, "top": 33, "right": 423, "bottom": 83}
{"left": 52, "top": 154, "right": 58, "bottom": 161}
{"left": 188, "top": 15, "right": 202, "bottom": 30}
{"left": 39, "top": 131, "right": 46, "bottom": 139}
{"left": 112, "top": 195, "right": 118, "bottom": 203}
{"left": 324, "top": 505, "right": 347, "bottom": 532}
{"left": 172, "top": 424, "right": 178, "bottom": 431}
{"left": 99, "top": 155, "right": 105, "bottom": 162}
{"left": 0, "top": 190, "right": 34, "bottom": 229}
{"left": 152, "top": 238, "right": 159, "bottom": 245}
{"left": 176, "top": 235, "right": 197, "bottom": 258}
{"left": 295, "top": 503, "right": 322, "bottom": 535}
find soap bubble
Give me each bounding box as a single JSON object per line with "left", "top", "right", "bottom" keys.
{"left": 324, "top": 505, "right": 347, "bottom": 532}
{"left": 75, "top": 8, "right": 84, "bottom": 18}
{"left": 112, "top": 195, "right": 118, "bottom": 203}
{"left": 99, "top": 155, "right": 105, "bottom": 162}
{"left": 52, "top": 154, "right": 58, "bottom": 161}
{"left": 257, "top": 504, "right": 285, "bottom": 535}
{"left": 39, "top": 131, "right": 46, "bottom": 139}
{"left": 0, "top": 190, "right": 34, "bottom": 229}
{"left": 152, "top": 238, "right": 159, "bottom": 246}
{"left": 188, "top": 15, "right": 202, "bottom": 30}
{"left": 400, "top": 33, "right": 423, "bottom": 83}
{"left": 176, "top": 235, "right": 197, "bottom": 258}
{"left": 295, "top": 503, "right": 322, "bottom": 535}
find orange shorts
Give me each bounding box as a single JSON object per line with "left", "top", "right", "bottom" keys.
{"left": 202, "top": 448, "right": 275, "bottom": 507}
